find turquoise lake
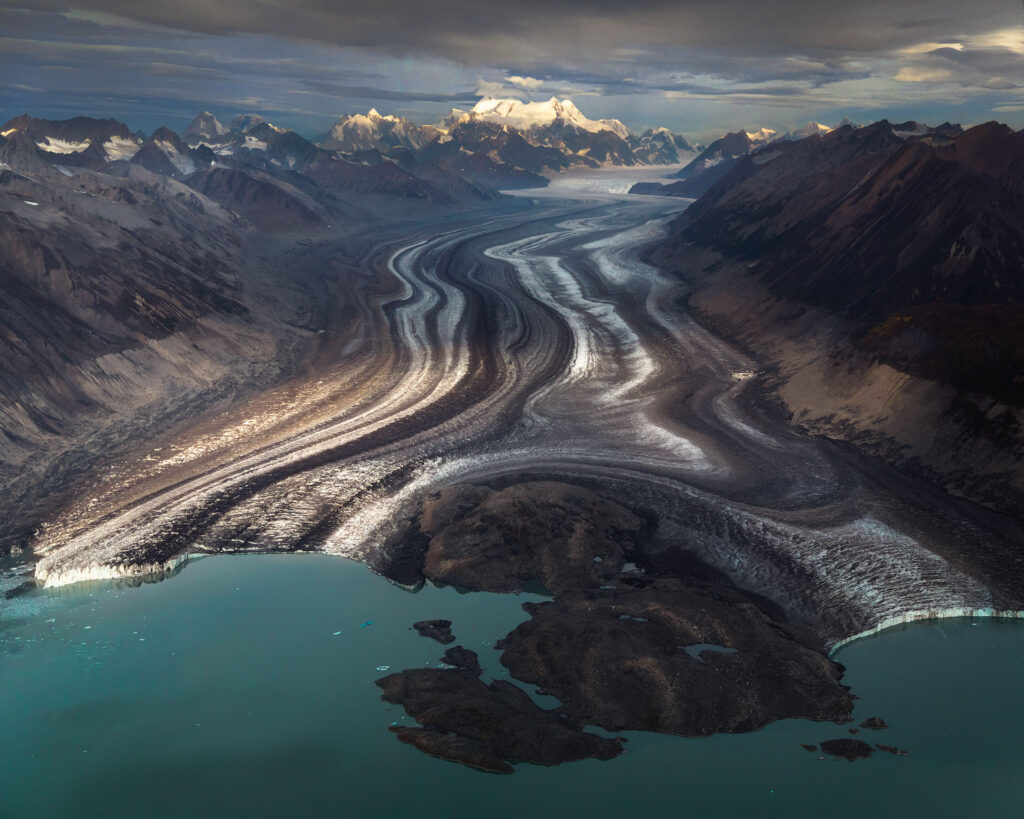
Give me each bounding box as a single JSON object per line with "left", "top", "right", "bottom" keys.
{"left": 1, "top": 553, "right": 1022, "bottom": 818}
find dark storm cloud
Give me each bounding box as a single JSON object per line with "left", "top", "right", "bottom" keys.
{"left": 299, "top": 80, "right": 477, "bottom": 105}
{"left": 3, "top": 0, "right": 1021, "bottom": 62}
{"left": 518, "top": 51, "right": 874, "bottom": 98}
{"left": 2, "top": 1, "right": 1023, "bottom": 137}
{"left": 917, "top": 42, "right": 1024, "bottom": 82}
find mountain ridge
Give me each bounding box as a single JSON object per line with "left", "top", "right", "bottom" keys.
{"left": 645, "top": 118, "right": 1024, "bottom": 516}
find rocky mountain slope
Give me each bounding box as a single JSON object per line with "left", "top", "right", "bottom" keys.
{"left": 647, "top": 119, "right": 1024, "bottom": 516}
{"left": 659, "top": 127, "right": 779, "bottom": 196}
{"left": 631, "top": 119, "right": 956, "bottom": 198}
{"left": 0, "top": 110, "right": 526, "bottom": 554}
{"left": 630, "top": 127, "right": 699, "bottom": 165}
{"left": 0, "top": 156, "right": 273, "bottom": 552}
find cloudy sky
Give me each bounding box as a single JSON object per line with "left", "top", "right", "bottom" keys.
{"left": 2, "top": 1, "right": 1023, "bottom": 140}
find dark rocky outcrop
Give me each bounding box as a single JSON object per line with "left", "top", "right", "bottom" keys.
{"left": 417, "top": 482, "right": 643, "bottom": 593}
{"left": 496, "top": 583, "right": 852, "bottom": 736}
{"left": 376, "top": 665, "right": 625, "bottom": 774}
{"left": 860, "top": 716, "right": 888, "bottom": 730}
{"left": 412, "top": 619, "right": 455, "bottom": 644}
{"left": 441, "top": 646, "right": 483, "bottom": 674}
{"left": 377, "top": 480, "right": 854, "bottom": 771}
{"left": 820, "top": 738, "right": 875, "bottom": 760}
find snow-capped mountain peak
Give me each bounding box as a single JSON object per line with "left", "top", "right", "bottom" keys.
{"left": 364, "top": 109, "right": 401, "bottom": 123}
{"left": 185, "top": 111, "right": 227, "bottom": 140}
{"left": 229, "top": 114, "right": 266, "bottom": 134}
{"left": 322, "top": 109, "right": 439, "bottom": 152}
{"left": 598, "top": 116, "right": 632, "bottom": 140}
{"left": 467, "top": 96, "right": 630, "bottom": 137}
{"left": 744, "top": 127, "right": 779, "bottom": 144}
{"left": 789, "top": 122, "right": 833, "bottom": 140}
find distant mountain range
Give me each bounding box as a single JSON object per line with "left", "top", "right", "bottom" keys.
{"left": 0, "top": 110, "right": 509, "bottom": 236}
{"left": 318, "top": 97, "right": 702, "bottom": 177}
{"left": 0, "top": 97, "right": 713, "bottom": 220}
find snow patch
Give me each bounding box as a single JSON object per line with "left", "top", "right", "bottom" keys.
{"left": 893, "top": 123, "right": 930, "bottom": 139}
{"left": 103, "top": 135, "right": 141, "bottom": 161}
{"left": 169, "top": 153, "right": 196, "bottom": 175}
{"left": 36, "top": 137, "right": 90, "bottom": 154}
{"left": 197, "top": 141, "right": 236, "bottom": 157}
{"left": 155, "top": 141, "right": 197, "bottom": 175}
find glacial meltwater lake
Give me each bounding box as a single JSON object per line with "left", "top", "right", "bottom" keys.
{"left": 1, "top": 554, "right": 1022, "bottom": 818}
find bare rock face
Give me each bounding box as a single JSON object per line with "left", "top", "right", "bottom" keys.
{"left": 376, "top": 665, "right": 625, "bottom": 774}
{"left": 418, "top": 481, "right": 644, "bottom": 593}
{"left": 184, "top": 167, "right": 325, "bottom": 233}
{"left": 497, "top": 583, "right": 853, "bottom": 736}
